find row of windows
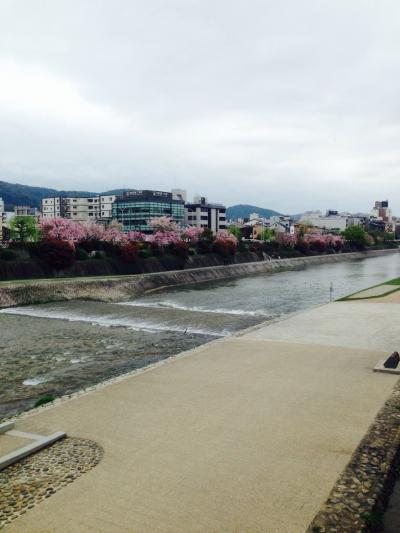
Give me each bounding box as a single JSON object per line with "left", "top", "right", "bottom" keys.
{"left": 115, "top": 208, "right": 173, "bottom": 215}
{"left": 43, "top": 197, "right": 114, "bottom": 204}
{"left": 186, "top": 207, "right": 226, "bottom": 213}
{"left": 115, "top": 201, "right": 183, "bottom": 208}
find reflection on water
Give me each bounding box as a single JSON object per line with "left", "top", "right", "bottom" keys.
{"left": 1, "top": 254, "right": 399, "bottom": 418}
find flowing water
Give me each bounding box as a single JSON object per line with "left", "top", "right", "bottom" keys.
{"left": 1, "top": 254, "right": 399, "bottom": 418}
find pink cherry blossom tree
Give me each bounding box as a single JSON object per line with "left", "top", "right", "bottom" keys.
{"left": 146, "top": 231, "right": 181, "bottom": 247}
{"left": 148, "top": 216, "right": 179, "bottom": 233}
{"left": 276, "top": 233, "right": 297, "bottom": 248}
{"left": 215, "top": 230, "right": 238, "bottom": 246}
{"left": 38, "top": 217, "right": 86, "bottom": 245}
{"left": 126, "top": 231, "right": 146, "bottom": 242}
{"left": 181, "top": 226, "right": 204, "bottom": 244}
{"left": 81, "top": 221, "right": 105, "bottom": 241}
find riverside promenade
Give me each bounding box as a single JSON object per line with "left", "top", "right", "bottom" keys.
{"left": 5, "top": 295, "right": 400, "bottom": 532}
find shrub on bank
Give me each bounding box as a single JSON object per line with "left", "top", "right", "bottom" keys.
{"left": 139, "top": 248, "right": 153, "bottom": 259}
{"left": 0, "top": 248, "right": 17, "bottom": 261}
{"left": 79, "top": 238, "right": 101, "bottom": 253}
{"left": 33, "top": 394, "right": 55, "bottom": 408}
{"left": 213, "top": 239, "right": 236, "bottom": 258}
{"left": 169, "top": 240, "right": 190, "bottom": 260}
{"left": 120, "top": 243, "right": 139, "bottom": 263}
{"left": 36, "top": 239, "right": 75, "bottom": 270}
{"left": 75, "top": 247, "right": 90, "bottom": 260}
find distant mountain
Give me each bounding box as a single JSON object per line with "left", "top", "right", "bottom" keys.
{"left": 226, "top": 204, "right": 281, "bottom": 220}
{"left": 0, "top": 180, "right": 135, "bottom": 211}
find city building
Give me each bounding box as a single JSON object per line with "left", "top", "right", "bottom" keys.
{"left": 113, "top": 189, "right": 185, "bottom": 233}
{"left": 184, "top": 196, "right": 227, "bottom": 232}
{"left": 240, "top": 213, "right": 294, "bottom": 239}
{"left": 299, "top": 211, "right": 349, "bottom": 231}
{"left": 371, "top": 200, "right": 392, "bottom": 223}
{"left": 99, "top": 195, "right": 117, "bottom": 220}
{"left": 13, "top": 206, "right": 40, "bottom": 218}
{"left": 41, "top": 195, "right": 116, "bottom": 223}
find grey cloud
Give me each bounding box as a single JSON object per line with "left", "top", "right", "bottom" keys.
{"left": 1, "top": 0, "right": 400, "bottom": 213}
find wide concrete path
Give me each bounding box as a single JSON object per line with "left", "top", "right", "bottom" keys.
{"left": 6, "top": 300, "right": 400, "bottom": 532}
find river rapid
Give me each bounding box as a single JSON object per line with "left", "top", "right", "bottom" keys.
{"left": 1, "top": 253, "right": 399, "bottom": 419}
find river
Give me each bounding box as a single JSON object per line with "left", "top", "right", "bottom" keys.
{"left": 1, "top": 253, "right": 399, "bottom": 419}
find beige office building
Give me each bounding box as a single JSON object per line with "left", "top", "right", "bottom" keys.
{"left": 41, "top": 195, "right": 116, "bottom": 223}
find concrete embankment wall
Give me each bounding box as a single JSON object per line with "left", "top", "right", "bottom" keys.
{"left": 0, "top": 249, "right": 397, "bottom": 309}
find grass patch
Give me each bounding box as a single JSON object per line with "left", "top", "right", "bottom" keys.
{"left": 33, "top": 394, "right": 55, "bottom": 408}
{"left": 385, "top": 278, "right": 400, "bottom": 285}
{"left": 338, "top": 286, "right": 400, "bottom": 301}
{"left": 338, "top": 278, "right": 400, "bottom": 301}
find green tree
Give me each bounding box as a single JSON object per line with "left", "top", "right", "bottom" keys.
{"left": 259, "top": 228, "right": 275, "bottom": 241}
{"left": 383, "top": 231, "right": 395, "bottom": 241}
{"left": 9, "top": 216, "right": 38, "bottom": 242}
{"left": 228, "top": 225, "right": 242, "bottom": 239}
{"left": 342, "top": 225, "right": 368, "bottom": 249}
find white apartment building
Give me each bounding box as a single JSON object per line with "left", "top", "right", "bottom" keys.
{"left": 299, "top": 211, "right": 348, "bottom": 231}
{"left": 14, "top": 206, "right": 40, "bottom": 218}
{"left": 184, "top": 196, "right": 227, "bottom": 233}
{"left": 99, "top": 195, "right": 117, "bottom": 219}
{"left": 41, "top": 195, "right": 116, "bottom": 223}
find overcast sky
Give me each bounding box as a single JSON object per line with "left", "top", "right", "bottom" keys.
{"left": 1, "top": 1, "right": 400, "bottom": 213}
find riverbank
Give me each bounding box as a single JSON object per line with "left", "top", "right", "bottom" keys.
{"left": 3, "top": 287, "right": 400, "bottom": 531}
{"left": 0, "top": 248, "right": 397, "bottom": 308}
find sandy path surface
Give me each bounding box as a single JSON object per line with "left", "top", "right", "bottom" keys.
{"left": 3, "top": 298, "right": 399, "bottom": 532}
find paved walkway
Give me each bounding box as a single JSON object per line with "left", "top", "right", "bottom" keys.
{"left": 5, "top": 299, "right": 400, "bottom": 532}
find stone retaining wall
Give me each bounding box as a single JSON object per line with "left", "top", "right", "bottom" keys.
{"left": 0, "top": 249, "right": 397, "bottom": 309}
{"left": 307, "top": 380, "right": 400, "bottom": 533}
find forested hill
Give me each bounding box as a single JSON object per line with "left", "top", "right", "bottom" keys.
{"left": 226, "top": 204, "right": 281, "bottom": 220}
{"left": 0, "top": 180, "right": 133, "bottom": 211}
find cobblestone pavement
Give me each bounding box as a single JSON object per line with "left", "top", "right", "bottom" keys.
{"left": 0, "top": 437, "right": 103, "bottom": 529}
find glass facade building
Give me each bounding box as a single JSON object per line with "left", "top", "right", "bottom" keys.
{"left": 112, "top": 190, "right": 185, "bottom": 233}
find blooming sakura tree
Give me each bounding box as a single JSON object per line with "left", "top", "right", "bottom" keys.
{"left": 148, "top": 216, "right": 179, "bottom": 233}
{"left": 126, "top": 231, "right": 146, "bottom": 242}
{"left": 215, "top": 230, "right": 238, "bottom": 246}
{"left": 276, "top": 233, "right": 297, "bottom": 248}
{"left": 303, "top": 233, "right": 344, "bottom": 251}
{"left": 36, "top": 215, "right": 345, "bottom": 262}
{"left": 102, "top": 226, "right": 128, "bottom": 244}
{"left": 146, "top": 231, "right": 181, "bottom": 247}
{"left": 181, "top": 226, "right": 204, "bottom": 244}
{"left": 213, "top": 230, "right": 238, "bottom": 258}
{"left": 81, "top": 221, "right": 105, "bottom": 241}
{"left": 38, "top": 217, "right": 86, "bottom": 245}
{"left": 38, "top": 217, "right": 130, "bottom": 246}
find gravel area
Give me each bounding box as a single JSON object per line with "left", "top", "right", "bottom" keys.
{"left": 0, "top": 437, "right": 103, "bottom": 529}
